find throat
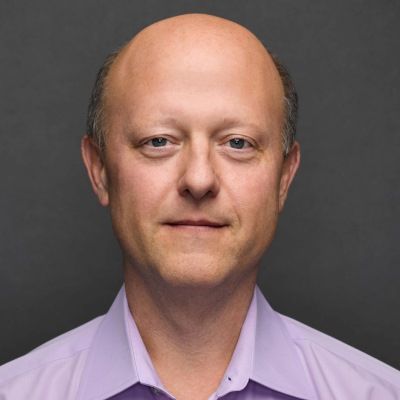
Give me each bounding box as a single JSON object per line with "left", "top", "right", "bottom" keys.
{"left": 123, "top": 269, "right": 257, "bottom": 399}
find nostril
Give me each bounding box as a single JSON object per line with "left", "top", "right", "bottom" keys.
{"left": 177, "top": 168, "right": 220, "bottom": 200}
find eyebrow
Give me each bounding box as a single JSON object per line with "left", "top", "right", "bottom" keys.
{"left": 140, "top": 116, "right": 269, "bottom": 136}
{"left": 218, "top": 117, "right": 268, "bottom": 134}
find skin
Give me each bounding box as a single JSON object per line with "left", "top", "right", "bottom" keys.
{"left": 81, "top": 14, "right": 300, "bottom": 400}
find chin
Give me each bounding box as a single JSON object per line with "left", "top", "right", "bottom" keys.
{"left": 153, "top": 254, "right": 235, "bottom": 289}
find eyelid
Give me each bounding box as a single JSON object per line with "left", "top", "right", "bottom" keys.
{"left": 142, "top": 135, "right": 176, "bottom": 147}
{"left": 139, "top": 134, "right": 257, "bottom": 151}
{"left": 224, "top": 135, "right": 256, "bottom": 149}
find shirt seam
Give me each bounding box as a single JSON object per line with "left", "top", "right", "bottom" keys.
{"left": 32, "top": 316, "right": 103, "bottom": 351}
{"left": 0, "top": 346, "right": 90, "bottom": 387}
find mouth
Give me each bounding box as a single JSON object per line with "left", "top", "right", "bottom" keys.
{"left": 164, "top": 220, "right": 228, "bottom": 230}
{"left": 169, "top": 219, "right": 225, "bottom": 227}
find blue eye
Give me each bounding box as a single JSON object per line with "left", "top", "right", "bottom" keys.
{"left": 150, "top": 137, "right": 168, "bottom": 147}
{"left": 229, "top": 138, "right": 248, "bottom": 149}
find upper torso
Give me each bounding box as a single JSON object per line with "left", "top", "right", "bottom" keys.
{"left": 1, "top": 285, "right": 399, "bottom": 400}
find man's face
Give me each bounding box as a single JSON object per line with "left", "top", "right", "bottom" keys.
{"left": 83, "top": 23, "right": 299, "bottom": 289}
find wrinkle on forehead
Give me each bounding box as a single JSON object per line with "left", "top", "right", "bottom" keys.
{"left": 105, "top": 13, "right": 284, "bottom": 134}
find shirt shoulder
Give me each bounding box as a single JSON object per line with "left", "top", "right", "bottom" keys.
{"left": 279, "top": 313, "right": 400, "bottom": 399}
{"left": 0, "top": 315, "right": 104, "bottom": 399}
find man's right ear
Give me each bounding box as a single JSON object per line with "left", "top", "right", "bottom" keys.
{"left": 81, "top": 135, "right": 109, "bottom": 207}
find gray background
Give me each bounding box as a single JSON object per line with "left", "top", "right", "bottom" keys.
{"left": 1, "top": 1, "right": 399, "bottom": 369}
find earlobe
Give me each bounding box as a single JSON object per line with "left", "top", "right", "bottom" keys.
{"left": 81, "top": 135, "right": 110, "bottom": 207}
{"left": 278, "top": 141, "right": 301, "bottom": 213}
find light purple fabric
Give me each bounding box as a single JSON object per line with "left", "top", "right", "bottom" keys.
{"left": 1, "top": 285, "right": 399, "bottom": 399}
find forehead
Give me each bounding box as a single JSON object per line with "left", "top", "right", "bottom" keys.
{"left": 105, "top": 19, "right": 284, "bottom": 132}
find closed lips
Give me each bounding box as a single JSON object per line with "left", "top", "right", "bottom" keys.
{"left": 167, "top": 220, "right": 226, "bottom": 227}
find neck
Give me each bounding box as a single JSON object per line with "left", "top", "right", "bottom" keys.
{"left": 123, "top": 264, "right": 257, "bottom": 400}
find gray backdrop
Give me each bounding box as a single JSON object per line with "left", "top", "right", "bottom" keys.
{"left": 1, "top": 1, "right": 399, "bottom": 369}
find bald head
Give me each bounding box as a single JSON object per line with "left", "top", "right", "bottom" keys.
{"left": 86, "top": 14, "right": 297, "bottom": 155}
{"left": 118, "top": 14, "right": 273, "bottom": 73}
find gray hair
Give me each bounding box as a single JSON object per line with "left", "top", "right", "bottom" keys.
{"left": 86, "top": 48, "right": 121, "bottom": 152}
{"left": 86, "top": 48, "right": 298, "bottom": 156}
{"left": 270, "top": 53, "right": 299, "bottom": 156}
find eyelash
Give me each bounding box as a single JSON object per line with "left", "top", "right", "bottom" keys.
{"left": 226, "top": 137, "right": 253, "bottom": 150}
{"left": 145, "top": 137, "right": 171, "bottom": 147}
{"left": 143, "top": 136, "right": 254, "bottom": 149}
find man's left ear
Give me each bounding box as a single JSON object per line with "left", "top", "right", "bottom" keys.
{"left": 278, "top": 141, "right": 300, "bottom": 213}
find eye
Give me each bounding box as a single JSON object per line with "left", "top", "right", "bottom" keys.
{"left": 227, "top": 137, "right": 253, "bottom": 149}
{"left": 147, "top": 137, "right": 169, "bottom": 147}
{"left": 140, "top": 136, "right": 178, "bottom": 157}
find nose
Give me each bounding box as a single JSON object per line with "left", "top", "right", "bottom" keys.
{"left": 177, "top": 141, "right": 220, "bottom": 201}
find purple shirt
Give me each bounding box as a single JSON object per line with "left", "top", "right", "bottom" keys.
{"left": 1, "top": 285, "right": 399, "bottom": 399}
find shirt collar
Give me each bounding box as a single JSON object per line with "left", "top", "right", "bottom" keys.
{"left": 77, "top": 285, "right": 317, "bottom": 400}
{"left": 76, "top": 286, "right": 139, "bottom": 400}
{"left": 250, "top": 286, "right": 317, "bottom": 399}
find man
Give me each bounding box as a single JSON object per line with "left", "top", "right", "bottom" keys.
{"left": 0, "top": 13, "right": 399, "bottom": 400}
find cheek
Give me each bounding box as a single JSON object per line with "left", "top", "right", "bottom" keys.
{"left": 220, "top": 164, "right": 281, "bottom": 266}
{"left": 232, "top": 164, "right": 280, "bottom": 210}
{"left": 107, "top": 158, "right": 174, "bottom": 221}
{"left": 229, "top": 163, "right": 281, "bottom": 246}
